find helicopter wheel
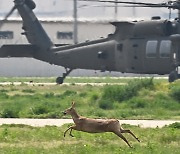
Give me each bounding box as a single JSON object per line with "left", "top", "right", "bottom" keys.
{"left": 56, "top": 77, "right": 64, "bottom": 84}
{"left": 56, "top": 68, "right": 73, "bottom": 84}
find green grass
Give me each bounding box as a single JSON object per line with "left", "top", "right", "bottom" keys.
{"left": 0, "top": 77, "right": 55, "bottom": 83}
{"left": 0, "top": 77, "right": 179, "bottom": 153}
{"left": 0, "top": 76, "right": 168, "bottom": 83}
{"left": 0, "top": 78, "right": 179, "bottom": 119}
{"left": 0, "top": 124, "right": 179, "bottom": 154}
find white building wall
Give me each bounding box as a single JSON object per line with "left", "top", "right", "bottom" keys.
{"left": 0, "top": 20, "right": 114, "bottom": 44}
{"left": 0, "top": 20, "right": 116, "bottom": 77}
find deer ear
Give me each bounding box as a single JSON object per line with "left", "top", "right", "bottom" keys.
{"left": 72, "top": 101, "right": 75, "bottom": 108}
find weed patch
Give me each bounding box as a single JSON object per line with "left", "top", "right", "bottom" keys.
{"left": 166, "top": 122, "right": 180, "bottom": 129}
{"left": 170, "top": 86, "right": 180, "bottom": 102}
{"left": 101, "top": 78, "right": 154, "bottom": 102}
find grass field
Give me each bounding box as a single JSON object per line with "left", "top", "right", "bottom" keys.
{"left": 0, "top": 78, "right": 179, "bottom": 120}
{"left": 0, "top": 77, "right": 179, "bottom": 153}
{"left": 0, "top": 123, "right": 179, "bottom": 154}
{"left": 0, "top": 76, "right": 168, "bottom": 83}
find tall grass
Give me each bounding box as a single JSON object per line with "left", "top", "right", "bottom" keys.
{"left": 99, "top": 78, "right": 154, "bottom": 109}
{"left": 102, "top": 78, "right": 154, "bottom": 102}
{"left": 0, "top": 78, "right": 179, "bottom": 119}
{"left": 170, "top": 86, "right": 180, "bottom": 102}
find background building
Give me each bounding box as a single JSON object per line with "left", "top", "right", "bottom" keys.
{"left": 0, "top": 19, "right": 118, "bottom": 77}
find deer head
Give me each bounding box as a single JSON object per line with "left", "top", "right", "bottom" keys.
{"left": 63, "top": 102, "right": 76, "bottom": 115}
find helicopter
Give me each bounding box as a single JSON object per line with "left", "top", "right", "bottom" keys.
{"left": 0, "top": 0, "right": 179, "bottom": 84}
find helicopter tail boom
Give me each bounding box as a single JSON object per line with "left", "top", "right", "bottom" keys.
{"left": 0, "top": 44, "right": 37, "bottom": 57}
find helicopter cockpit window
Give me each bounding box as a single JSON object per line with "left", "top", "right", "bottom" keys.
{"left": 146, "top": 40, "right": 158, "bottom": 58}
{"left": 159, "top": 40, "right": 171, "bottom": 58}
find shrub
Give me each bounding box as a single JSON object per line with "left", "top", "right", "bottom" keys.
{"left": 98, "top": 99, "right": 113, "bottom": 110}
{"left": 32, "top": 105, "right": 49, "bottom": 115}
{"left": 101, "top": 78, "right": 154, "bottom": 102}
{"left": 79, "top": 92, "right": 87, "bottom": 97}
{"left": 128, "top": 97, "right": 147, "bottom": 109}
{"left": 91, "top": 93, "right": 99, "bottom": 101}
{"left": 62, "top": 90, "right": 77, "bottom": 97}
{"left": 170, "top": 86, "right": 180, "bottom": 102}
{"left": 1, "top": 108, "right": 19, "bottom": 118}
{"left": 102, "top": 85, "right": 125, "bottom": 102}
{"left": 0, "top": 93, "right": 9, "bottom": 99}
{"left": 0, "top": 89, "right": 8, "bottom": 93}
{"left": 44, "top": 92, "right": 55, "bottom": 98}
{"left": 167, "top": 122, "right": 180, "bottom": 129}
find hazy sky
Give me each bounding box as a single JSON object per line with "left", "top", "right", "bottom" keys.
{"left": 0, "top": 0, "right": 178, "bottom": 20}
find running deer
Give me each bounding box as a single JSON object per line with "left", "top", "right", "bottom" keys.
{"left": 63, "top": 102, "right": 140, "bottom": 148}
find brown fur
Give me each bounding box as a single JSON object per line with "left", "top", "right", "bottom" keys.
{"left": 63, "top": 102, "right": 140, "bottom": 147}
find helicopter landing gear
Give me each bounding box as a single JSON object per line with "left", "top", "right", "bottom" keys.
{"left": 56, "top": 68, "right": 72, "bottom": 84}
{"left": 169, "top": 67, "right": 180, "bottom": 82}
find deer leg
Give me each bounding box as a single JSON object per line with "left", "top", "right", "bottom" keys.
{"left": 64, "top": 125, "right": 76, "bottom": 137}
{"left": 121, "top": 129, "right": 140, "bottom": 142}
{"left": 64, "top": 126, "right": 72, "bottom": 137}
{"left": 113, "top": 131, "right": 132, "bottom": 148}
{"left": 69, "top": 127, "right": 74, "bottom": 137}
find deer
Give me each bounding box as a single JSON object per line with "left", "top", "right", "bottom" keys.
{"left": 63, "top": 102, "right": 140, "bottom": 148}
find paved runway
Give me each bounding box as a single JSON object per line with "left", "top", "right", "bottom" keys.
{"left": 0, "top": 118, "right": 179, "bottom": 128}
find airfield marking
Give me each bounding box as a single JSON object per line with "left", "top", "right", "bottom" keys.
{"left": 0, "top": 119, "right": 179, "bottom": 128}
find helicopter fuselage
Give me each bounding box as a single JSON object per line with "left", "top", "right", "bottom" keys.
{"left": 45, "top": 19, "right": 180, "bottom": 76}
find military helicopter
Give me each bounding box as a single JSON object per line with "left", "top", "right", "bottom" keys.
{"left": 0, "top": 0, "right": 180, "bottom": 84}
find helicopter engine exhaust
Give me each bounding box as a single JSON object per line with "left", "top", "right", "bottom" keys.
{"left": 133, "top": 20, "right": 176, "bottom": 37}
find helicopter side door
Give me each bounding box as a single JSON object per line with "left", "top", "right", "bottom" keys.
{"left": 115, "top": 39, "right": 145, "bottom": 73}
{"left": 177, "top": 46, "right": 180, "bottom": 75}
{"left": 126, "top": 38, "right": 145, "bottom": 73}
{"left": 172, "top": 40, "right": 180, "bottom": 74}
{"left": 143, "top": 39, "right": 173, "bottom": 74}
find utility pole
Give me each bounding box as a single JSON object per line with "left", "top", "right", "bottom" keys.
{"left": 114, "top": 0, "right": 118, "bottom": 20}
{"left": 73, "top": 0, "right": 78, "bottom": 44}
{"left": 132, "top": 0, "right": 136, "bottom": 17}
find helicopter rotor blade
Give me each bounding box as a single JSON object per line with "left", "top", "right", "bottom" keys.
{"left": 120, "top": 4, "right": 171, "bottom": 8}
{"left": 78, "top": 0, "right": 165, "bottom": 5}
{"left": 0, "top": 6, "right": 16, "bottom": 28}
{"left": 78, "top": 0, "right": 180, "bottom": 10}
{"left": 3, "top": 6, "right": 16, "bottom": 22}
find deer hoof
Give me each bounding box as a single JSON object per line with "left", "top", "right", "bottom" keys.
{"left": 137, "top": 138, "right": 140, "bottom": 142}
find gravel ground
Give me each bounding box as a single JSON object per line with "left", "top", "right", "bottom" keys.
{"left": 0, "top": 118, "right": 179, "bottom": 128}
